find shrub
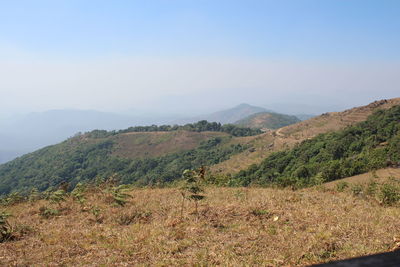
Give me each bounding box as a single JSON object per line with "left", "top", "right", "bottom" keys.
{"left": 39, "top": 206, "right": 60, "bottom": 219}
{"left": 350, "top": 184, "right": 364, "bottom": 196}
{"left": 335, "top": 181, "right": 349, "bottom": 192}
{"left": 0, "top": 211, "right": 13, "bottom": 242}
{"left": 1, "top": 192, "right": 25, "bottom": 206}
{"left": 28, "top": 188, "right": 41, "bottom": 203}
{"left": 71, "top": 183, "right": 87, "bottom": 206}
{"left": 49, "top": 190, "right": 66, "bottom": 206}
{"left": 365, "top": 180, "right": 378, "bottom": 196}
{"left": 116, "top": 209, "right": 152, "bottom": 225}
{"left": 379, "top": 183, "right": 400, "bottom": 205}
{"left": 109, "top": 185, "right": 132, "bottom": 207}
{"left": 180, "top": 167, "right": 206, "bottom": 216}
{"left": 90, "top": 206, "right": 103, "bottom": 223}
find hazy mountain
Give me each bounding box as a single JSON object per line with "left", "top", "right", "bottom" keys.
{"left": 173, "top": 103, "right": 269, "bottom": 125}
{"left": 295, "top": 114, "right": 316, "bottom": 121}
{"left": 234, "top": 112, "right": 300, "bottom": 129}
{"left": 1, "top": 98, "right": 399, "bottom": 195}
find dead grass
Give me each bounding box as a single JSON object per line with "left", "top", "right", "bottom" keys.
{"left": 1, "top": 187, "right": 399, "bottom": 266}
{"left": 112, "top": 131, "right": 229, "bottom": 159}
{"left": 323, "top": 168, "right": 400, "bottom": 189}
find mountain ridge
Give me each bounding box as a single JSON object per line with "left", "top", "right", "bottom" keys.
{"left": 234, "top": 111, "right": 300, "bottom": 129}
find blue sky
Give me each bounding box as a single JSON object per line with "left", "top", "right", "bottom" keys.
{"left": 0, "top": 0, "right": 399, "bottom": 114}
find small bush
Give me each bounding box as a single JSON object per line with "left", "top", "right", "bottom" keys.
{"left": 251, "top": 209, "right": 270, "bottom": 217}
{"left": 379, "top": 183, "right": 400, "bottom": 206}
{"left": 49, "top": 190, "right": 66, "bottom": 206}
{"left": 117, "top": 209, "right": 152, "bottom": 225}
{"left": 0, "top": 211, "right": 13, "bottom": 242}
{"left": 108, "top": 185, "right": 132, "bottom": 207}
{"left": 28, "top": 188, "right": 41, "bottom": 203}
{"left": 180, "top": 168, "right": 206, "bottom": 216}
{"left": 350, "top": 184, "right": 363, "bottom": 196}
{"left": 365, "top": 180, "right": 378, "bottom": 196}
{"left": 335, "top": 181, "right": 349, "bottom": 192}
{"left": 39, "top": 206, "right": 60, "bottom": 219}
{"left": 71, "top": 183, "right": 87, "bottom": 206}
{"left": 1, "top": 192, "right": 25, "bottom": 206}
{"left": 90, "top": 206, "right": 103, "bottom": 223}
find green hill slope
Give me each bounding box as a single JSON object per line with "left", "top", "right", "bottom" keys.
{"left": 232, "top": 105, "right": 400, "bottom": 187}
{"left": 234, "top": 112, "right": 300, "bottom": 129}
{"left": 0, "top": 121, "right": 257, "bottom": 195}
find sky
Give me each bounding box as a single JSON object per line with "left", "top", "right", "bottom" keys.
{"left": 0, "top": 0, "right": 400, "bottom": 115}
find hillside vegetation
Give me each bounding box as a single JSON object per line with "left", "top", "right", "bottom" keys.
{"left": 1, "top": 186, "right": 399, "bottom": 266}
{"left": 1, "top": 99, "right": 400, "bottom": 195}
{"left": 211, "top": 98, "right": 400, "bottom": 174}
{"left": 0, "top": 122, "right": 257, "bottom": 195}
{"left": 232, "top": 105, "right": 400, "bottom": 187}
{"left": 234, "top": 111, "right": 300, "bottom": 129}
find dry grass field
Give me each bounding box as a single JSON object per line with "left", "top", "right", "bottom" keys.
{"left": 112, "top": 131, "right": 229, "bottom": 159}
{"left": 323, "top": 168, "right": 400, "bottom": 189}
{"left": 1, "top": 187, "right": 399, "bottom": 266}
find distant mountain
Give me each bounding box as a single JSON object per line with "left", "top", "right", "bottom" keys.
{"left": 234, "top": 112, "right": 300, "bottom": 129}
{"left": 174, "top": 103, "right": 268, "bottom": 125}
{"left": 295, "top": 114, "right": 316, "bottom": 121}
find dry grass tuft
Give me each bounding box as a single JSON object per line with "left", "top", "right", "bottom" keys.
{"left": 1, "top": 187, "right": 399, "bottom": 266}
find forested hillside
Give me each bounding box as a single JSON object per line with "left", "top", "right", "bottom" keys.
{"left": 0, "top": 121, "right": 256, "bottom": 195}
{"left": 232, "top": 105, "right": 400, "bottom": 187}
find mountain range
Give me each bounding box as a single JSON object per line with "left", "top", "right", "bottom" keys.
{"left": 0, "top": 104, "right": 301, "bottom": 164}
{"left": 0, "top": 97, "right": 398, "bottom": 194}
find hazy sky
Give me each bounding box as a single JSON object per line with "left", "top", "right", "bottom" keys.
{"left": 1, "top": 0, "right": 399, "bottom": 115}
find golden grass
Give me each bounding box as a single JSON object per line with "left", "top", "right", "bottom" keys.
{"left": 323, "top": 168, "right": 400, "bottom": 189}
{"left": 1, "top": 187, "right": 399, "bottom": 266}
{"left": 112, "top": 131, "right": 229, "bottom": 159}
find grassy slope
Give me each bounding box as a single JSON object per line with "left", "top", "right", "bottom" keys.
{"left": 211, "top": 98, "right": 400, "bottom": 175}
{"left": 235, "top": 111, "right": 300, "bottom": 129}
{"left": 1, "top": 187, "right": 399, "bottom": 266}
{"left": 323, "top": 168, "right": 400, "bottom": 189}
{"left": 112, "top": 130, "right": 229, "bottom": 158}
{"left": 0, "top": 130, "right": 240, "bottom": 194}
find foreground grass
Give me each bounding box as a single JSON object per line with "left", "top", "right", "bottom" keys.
{"left": 1, "top": 187, "right": 399, "bottom": 266}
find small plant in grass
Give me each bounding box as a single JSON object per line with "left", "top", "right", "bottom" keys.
{"left": 350, "top": 184, "right": 363, "bottom": 197}
{"left": 180, "top": 167, "right": 206, "bottom": 217}
{"left": 378, "top": 183, "right": 400, "bottom": 206}
{"left": 108, "top": 185, "right": 132, "bottom": 207}
{"left": 71, "top": 183, "right": 87, "bottom": 207}
{"left": 0, "top": 211, "right": 13, "bottom": 242}
{"left": 311, "top": 172, "right": 326, "bottom": 186}
{"left": 28, "top": 188, "right": 41, "bottom": 203}
{"left": 251, "top": 209, "right": 270, "bottom": 217}
{"left": 117, "top": 209, "right": 152, "bottom": 225}
{"left": 49, "top": 189, "right": 67, "bottom": 207}
{"left": 90, "top": 206, "right": 103, "bottom": 223}
{"left": 335, "top": 181, "right": 349, "bottom": 192}
{"left": 39, "top": 206, "right": 60, "bottom": 219}
{"left": 234, "top": 189, "right": 247, "bottom": 201}
{"left": 366, "top": 180, "right": 378, "bottom": 197}
{"left": 1, "top": 192, "right": 25, "bottom": 206}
